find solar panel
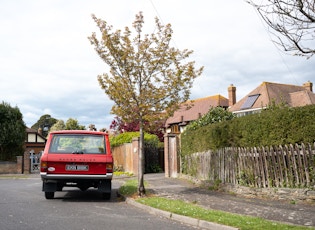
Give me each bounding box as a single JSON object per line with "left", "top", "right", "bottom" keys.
{"left": 241, "top": 94, "right": 260, "bottom": 109}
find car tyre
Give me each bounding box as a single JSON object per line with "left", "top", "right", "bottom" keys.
{"left": 45, "top": 192, "right": 55, "bottom": 199}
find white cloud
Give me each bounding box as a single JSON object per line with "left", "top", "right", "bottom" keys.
{"left": 1, "top": 0, "right": 314, "bottom": 130}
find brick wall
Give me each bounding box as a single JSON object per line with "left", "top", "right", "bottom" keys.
{"left": 0, "top": 156, "right": 23, "bottom": 174}
{"left": 0, "top": 151, "right": 33, "bottom": 174}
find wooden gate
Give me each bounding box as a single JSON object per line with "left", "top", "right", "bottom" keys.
{"left": 164, "top": 134, "right": 180, "bottom": 177}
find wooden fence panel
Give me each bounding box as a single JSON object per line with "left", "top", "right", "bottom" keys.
{"left": 183, "top": 143, "right": 315, "bottom": 189}
{"left": 295, "top": 143, "right": 304, "bottom": 186}
{"left": 301, "top": 143, "right": 310, "bottom": 187}
{"left": 271, "top": 146, "right": 278, "bottom": 186}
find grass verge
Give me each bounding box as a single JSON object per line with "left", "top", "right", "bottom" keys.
{"left": 0, "top": 174, "right": 30, "bottom": 179}
{"left": 119, "top": 179, "right": 314, "bottom": 230}
{"left": 114, "top": 171, "right": 134, "bottom": 177}
{"left": 118, "top": 179, "right": 139, "bottom": 196}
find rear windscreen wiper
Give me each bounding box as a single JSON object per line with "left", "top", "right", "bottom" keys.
{"left": 72, "top": 151, "right": 84, "bottom": 154}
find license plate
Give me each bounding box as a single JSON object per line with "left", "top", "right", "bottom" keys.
{"left": 66, "top": 165, "right": 89, "bottom": 171}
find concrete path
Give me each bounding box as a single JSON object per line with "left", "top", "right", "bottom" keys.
{"left": 142, "top": 173, "right": 315, "bottom": 228}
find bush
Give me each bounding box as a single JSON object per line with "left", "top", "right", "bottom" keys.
{"left": 186, "top": 107, "right": 235, "bottom": 131}
{"left": 110, "top": 132, "right": 159, "bottom": 148}
{"left": 0, "top": 102, "right": 26, "bottom": 161}
{"left": 182, "top": 105, "right": 315, "bottom": 156}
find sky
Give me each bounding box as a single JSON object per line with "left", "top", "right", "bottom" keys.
{"left": 1, "top": 0, "right": 314, "bottom": 131}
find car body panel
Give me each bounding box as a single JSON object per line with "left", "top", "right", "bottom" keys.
{"left": 40, "top": 130, "right": 113, "bottom": 199}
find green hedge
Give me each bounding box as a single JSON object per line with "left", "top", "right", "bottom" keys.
{"left": 109, "top": 131, "right": 159, "bottom": 148}
{"left": 181, "top": 105, "right": 315, "bottom": 156}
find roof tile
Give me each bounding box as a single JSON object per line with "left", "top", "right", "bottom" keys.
{"left": 165, "top": 95, "right": 228, "bottom": 127}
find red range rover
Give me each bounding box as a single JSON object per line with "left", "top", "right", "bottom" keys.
{"left": 40, "top": 130, "right": 113, "bottom": 200}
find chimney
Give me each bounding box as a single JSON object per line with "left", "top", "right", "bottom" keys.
{"left": 303, "top": 81, "right": 313, "bottom": 92}
{"left": 89, "top": 124, "right": 96, "bottom": 131}
{"left": 38, "top": 128, "right": 43, "bottom": 135}
{"left": 228, "top": 84, "right": 236, "bottom": 106}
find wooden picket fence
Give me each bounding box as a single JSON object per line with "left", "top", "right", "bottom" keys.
{"left": 183, "top": 143, "right": 315, "bottom": 188}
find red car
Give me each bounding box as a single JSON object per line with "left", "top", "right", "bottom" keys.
{"left": 40, "top": 130, "right": 113, "bottom": 200}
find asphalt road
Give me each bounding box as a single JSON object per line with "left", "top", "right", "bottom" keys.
{"left": 0, "top": 175, "right": 195, "bottom": 230}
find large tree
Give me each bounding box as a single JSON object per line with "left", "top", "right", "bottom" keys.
{"left": 89, "top": 12, "right": 203, "bottom": 196}
{"left": 0, "top": 102, "right": 26, "bottom": 161}
{"left": 65, "top": 118, "right": 86, "bottom": 130}
{"left": 49, "top": 118, "right": 85, "bottom": 133}
{"left": 247, "top": 0, "right": 315, "bottom": 58}
{"left": 31, "top": 114, "right": 57, "bottom": 137}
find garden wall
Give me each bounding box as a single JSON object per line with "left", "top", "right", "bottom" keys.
{"left": 0, "top": 156, "right": 23, "bottom": 174}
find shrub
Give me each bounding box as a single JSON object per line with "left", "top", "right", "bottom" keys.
{"left": 0, "top": 102, "right": 26, "bottom": 161}
{"left": 110, "top": 131, "right": 159, "bottom": 148}
{"left": 186, "top": 107, "right": 235, "bottom": 131}
{"left": 182, "top": 105, "right": 315, "bottom": 156}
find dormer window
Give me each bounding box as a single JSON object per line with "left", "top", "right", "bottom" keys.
{"left": 241, "top": 94, "right": 260, "bottom": 109}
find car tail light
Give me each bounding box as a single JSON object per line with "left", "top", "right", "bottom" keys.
{"left": 106, "top": 163, "right": 113, "bottom": 173}
{"left": 41, "top": 161, "right": 48, "bottom": 172}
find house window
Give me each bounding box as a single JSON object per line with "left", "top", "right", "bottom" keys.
{"left": 171, "top": 124, "right": 180, "bottom": 134}
{"left": 241, "top": 94, "right": 260, "bottom": 109}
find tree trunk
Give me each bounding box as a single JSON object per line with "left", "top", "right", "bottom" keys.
{"left": 138, "top": 121, "right": 146, "bottom": 196}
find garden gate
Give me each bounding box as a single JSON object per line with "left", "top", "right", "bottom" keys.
{"left": 30, "top": 150, "right": 42, "bottom": 173}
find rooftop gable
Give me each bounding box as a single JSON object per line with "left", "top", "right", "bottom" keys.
{"left": 229, "top": 82, "right": 314, "bottom": 112}
{"left": 165, "top": 94, "right": 229, "bottom": 127}
{"left": 26, "top": 127, "right": 47, "bottom": 141}
{"left": 289, "top": 90, "right": 315, "bottom": 107}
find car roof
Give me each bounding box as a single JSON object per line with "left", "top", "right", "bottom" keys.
{"left": 49, "top": 130, "right": 108, "bottom": 136}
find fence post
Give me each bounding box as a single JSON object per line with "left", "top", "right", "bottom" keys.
{"left": 16, "top": 156, "right": 23, "bottom": 174}
{"left": 23, "top": 150, "right": 31, "bottom": 174}
{"left": 164, "top": 133, "right": 179, "bottom": 178}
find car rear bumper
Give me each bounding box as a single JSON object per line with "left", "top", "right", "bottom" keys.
{"left": 40, "top": 172, "right": 113, "bottom": 180}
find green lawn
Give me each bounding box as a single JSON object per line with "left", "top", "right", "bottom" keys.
{"left": 119, "top": 179, "right": 314, "bottom": 230}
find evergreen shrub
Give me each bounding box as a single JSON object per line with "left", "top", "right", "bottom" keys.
{"left": 110, "top": 131, "right": 159, "bottom": 147}
{"left": 181, "top": 105, "right": 315, "bottom": 156}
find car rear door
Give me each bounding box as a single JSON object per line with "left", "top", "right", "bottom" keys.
{"left": 43, "top": 132, "right": 113, "bottom": 175}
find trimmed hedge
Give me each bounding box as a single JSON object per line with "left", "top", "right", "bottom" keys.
{"left": 181, "top": 105, "right": 315, "bottom": 156}
{"left": 109, "top": 131, "right": 159, "bottom": 148}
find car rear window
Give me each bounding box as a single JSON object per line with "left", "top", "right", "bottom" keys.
{"left": 49, "top": 134, "right": 106, "bottom": 154}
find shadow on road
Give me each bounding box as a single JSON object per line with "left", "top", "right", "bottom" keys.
{"left": 50, "top": 188, "right": 123, "bottom": 203}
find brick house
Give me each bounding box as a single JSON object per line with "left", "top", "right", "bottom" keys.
{"left": 164, "top": 94, "right": 230, "bottom": 177}
{"left": 23, "top": 128, "right": 47, "bottom": 173}
{"left": 164, "top": 94, "right": 229, "bottom": 134}
{"left": 164, "top": 81, "right": 315, "bottom": 178}
{"left": 229, "top": 81, "right": 315, "bottom": 116}
{"left": 25, "top": 127, "right": 46, "bottom": 153}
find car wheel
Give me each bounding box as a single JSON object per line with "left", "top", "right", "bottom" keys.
{"left": 45, "top": 192, "right": 55, "bottom": 199}
{"left": 102, "top": 192, "right": 111, "bottom": 200}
